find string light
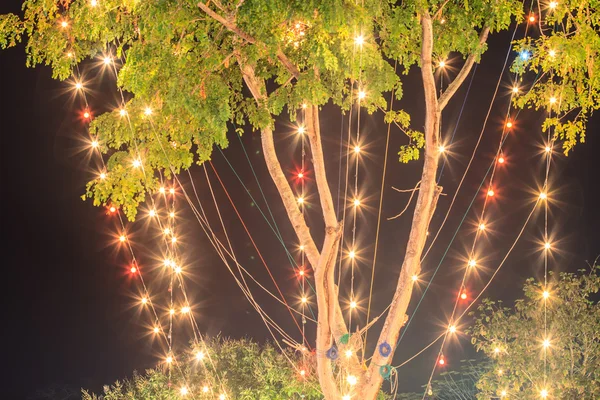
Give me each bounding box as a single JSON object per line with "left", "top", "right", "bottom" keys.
{"left": 298, "top": 269, "right": 305, "bottom": 276}
{"left": 103, "top": 56, "right": 112, "bottom": 65}
{"left": 202, "top": 386, "right": 209, "bottom": 393}
{"left": 109, "top": 206, "right": 116, "bottom": 213}
{"left": 299, "top": 369, "right": 306, "bottom": 377}
{"left": 478, "top": 223, "right": 486, "bottom": 231}
{"left": 345, "top": 349, "right": 353, "bottom": 358}
{"left": 343, "top": 396, "right": 351, "bottom": 400}
{"left": 75, "top": 82, "right": 83, "bottom": 90}
{"left": 164, "top": 228, "right": 171, "bottom": 235}
{"left": 348, "top": 250, "right": 356, "bottom": 259}
{"left": 119, "top": 108, "right": 127, "bottom": 117}
{"left": 545, "top": 145, "right": 552, "bottom": 153}
{"left": 166, "top": 356, "right": 173, "bottom": 364}
{"left": 132, "top": 159, "right": 141, "bottom": 168}
{"left": 539, "top": 192, "right": 548, "bottom": 200}
{"left": 181, "top": 306, "right": 191, "bottom": 314}
{"left": 542, "top": 290, "right": 550, "bottom": 299}
{"left": 169, "top": 188, "right": 175, "bottom": 195}
{"left": 91, "top": 140, "right": 99, "bottom": 148}
{"left": 448, "top": 325, "right": 456, "bottom": 333}
{"left": 297, "top": 172, "right": 304, "bottom": 178}
{"left": 144, "top": 107, "right": 153, "bottom": 116}
{"left": 438, "top": 356, "right": 445, "bottom": 366}
{"left": 297, "top": 196, "right": 304, "bottom": 204}
{"left": 299, "top": 245, "right": 305, "bottom": 251}
{"left": 159, "top": 187, "right": 166, "bottom": 194}
{"left": 149, "top": 209, "right": 156, "bottom": 217}
{"left": 512, "top": 86, "right": 519, "bottom": 93}
{"left": 83, "top": 111, "right": 91, "bottom": 119}
{"left": 501, "top": 390, "right": 507, "bottom": 397}
{"left": 130, "top": 266, "right": 137, "bottom": 273}
{"left": 460, "top": 292, "right": 467, "bottom": 300}
{"left": 301, "top": 296, "right": 307, "bottom": 304}
{"left": 350, "top": 300, "right": 357, "bottom": 309}
{"left": 549, "top": 96, "right": 557, "bottom": 104}
{"left": 548, "top": 1, "right": 557, "bottom": 9}
{"left": 353, "top": 145, "right": 361, "bottom": 153}
{"left": 548, "top": 49, "right": 556, "bottom": 57}
{"left": 90, "top": 0, "right": 98, "bottom": 6}
{"left": 506, "top": 121, "right": 513, "bottom": 128}
{"left": 297, "top": 126, "right": 305, "bottom": 135}
{"left": 169, "top": 308, "right": 176, "bottom": 315}
{"left": 141, "top": 297, "right": 148, "bottom": 304}
{"left": 174, "top": 266, "right": 182, "bottom": 274}
{"left": 99, "top": 172, "right": 106, "bottom": 180}
{"left": 498, "top": 156, "right": 505, "bottom": 164}
{"left": 180, "top": 387, "right": 188, "bottom": 396}
{"left": 540, "top": 389, "right": 549, "bottom": 398}
{"left": 438, "top": 60, "right": 446, "bottom": 68}
{"left": 354, "top": 35, "right": 364, "bottom": 46}
{"left": 468, "top": 259, "right": 477, "bottom": 267}
{"left": 494, "top": 347, "right": 501, "bottom": 354}
{"left": 347, "top": 375, "right": 358, "bottom": 386}
{"left": 528, "top": 14, "right": 536, "bottom": 23}
{"left": 542, "top": 338, "right": 551, "bottom": 348}
{"left": 487, "top": 189, "right": 495, "bottom": 197}
{"left": 169, "top": 211, "right": 175, "bottom": 218}
{"left": 153, "top": 326, "right": 159, "bottom": 334}
{"left": 219, "top": 394, "right": 226, "bottom": 400}
{"left": 60, "top": 20, "right": 69, "bottom": 28}
{"left": 196, "top": 350, "right": 205, "bottom": 361}
{"left": 119, "top": 235, "right": 126, "bottom": 242}
{"left": 353, "top": 198, "right": 361, "bottom": 207}
{"left": 439, "top": 145, "right": 446, "bottom": 153}
{"left": 357, "top": 90, "right": 366, "bottom": 100}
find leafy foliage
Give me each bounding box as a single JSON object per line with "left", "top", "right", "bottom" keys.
{"left": 82, "top": 338, "right": 321, "bottom": 399}
{"left": 469, "top": 266, "right": 600, "bottom": 399}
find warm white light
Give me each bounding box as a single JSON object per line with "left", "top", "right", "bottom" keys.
{"left": 358, "top": 90, "right": 366, "bottom": 100}
{"left": 439, "top": 145, "right": 446, "bottom": 153}
{"left": 169, "top": 211, "right": 175, "bottom": 218}
{"left": 75, "top": 82, "right": 83, "bottom": 90}
{"left": 164, "top": 259, "right": 173, "bottom": 267}
{"left": 166, "top": 356, "right": 173, "bottom": 363}
{"left": 498, "top": 156, "right": 505, "bottom": 164}
{"left": 345, "top": 349, "right": 353, "bottom": 358}
{"left": 354, "top": 145, "right": 361, "bottom": 153}
{"left": 549, "top": 1, "right": 557, "bottom": 9}
{"left": 302, "top": 103, "right": 307, "bottom": 109}
{"left": 545, "top": 146, "right": 552, "bottom": 153}
{"left": 144, "top": 107, "right": 153, "bottom": 116}
{"left": 132, "top": 159, "right": 141, "bottom": 168}
{"left": 181, "top": 306, "right": 191, "bottom": 314}
{"left": 61, "top": 21, "right": 69, "bottom": 28}
{"left": 468, "top": 259, "right": 477, "bottom": 267}
{"left": 539, "top": 192, "right": 547, "bottom": 200}
{"left": 159, "top": 187, "right": 166, "bottom": 194}
{"left": 297, "top": 126, "right": 306, "bottom": 135}
{"left": 196, "top": 351, "right": 205, "bottom": 361}
{"left": 169, "top": 188, "right": 175, "bottom": 195}
{"left": 349, "top": 250, "right": 356, "bottom": 259}
{"left": 297, "top": 196, "right": 304, "bottom": 204}
{"left": 119, "top": 108, "right": 127, "bottom": 117}
{"left": 549, "top": 96, "right": 557, "bottom": 104}
{"left": 544, "top": 242, "right": 551, "bottom": 250}
{"left": 91, "top": 140, "right": 99, "bottom": 148}
{"left": 438, "top": 60, "right": 446, "bottom": 68}
{"left": 180, "top": 387, "right": 188, "bottom": 396}
{"left": 347, "top": 375, "right": 358, "bottom": 386}
{"left": 448, "top": 325, "right": 457, "bottom": 333}
{"left": 543, "top": 338, "right": 551, "bottom": 348}
{"left": 353, "top": 198, "right": 361, "bottom": 207}
{"left": 297, "top": 172, "right": 304, "bottom": 178}
{"left": 169, "top": 309, "right": 175, "bottom": 315}
{"left": 479, "top": 223, "right": 486, "bottom": 231}
{"left": 83, "top": 111, "right": 91, "bottom": 119}
{"left": 343, "top": 396, "right": 351, "bottom": 400}
{"left": 153, "top": 326, "right": 159, "bottom": 333}
{"left": 540, "top": 389, "right": 549, "bottom": 398}
{"left": 174, "top": 266, "right": 182, "bottom": 274}
{"left": 149, "top": 209, "right": 156, "bottom": 217}
{"left": 549, "top": 49, "right": 556, "bottom": 57}
{"left": 202, "top": 386, "right": 209, "bottom": 393}
{"left": 506, "top": 121, "right": 513, "bottom": 128}
{"left": 103, "top": 56, "right": 112, "bottom": 65}
{"left": 90, "top": 0, "right": 98, "bottom": 6}
{"left": 512, "top": 86, "right": 519, "bottom": 93}
{"left": 141, "top": 297, "right": 148, "bottom": 305}
{"left": 494, "top": 347, "right": 501, "bottom": 354}
{"left": 354, "top": 35, "right": 364, "bottom": 46}
{"left": 543, "top": 290, "right": 550, "bottom": 299}
{"left": 501, "top": 390, "right": 507, "bottom": 397}
{"left": 412, "top": 274, "right": 418, "bottom": 282}
{"left": 299, "top": 245, "right": 305, "bottom": 251}
{"left": 164, "top": 228, "right": 171, "bottom": 235}
{"left": 487, "top": 189, "right": 495, "bottom": 197}
{"left": 119, "top": 235, "right": 126, "bottom": 242}
{"left": 301, "top": 296, "right": 308, "bottom": 303}
{"left": 350, "top": 300, "right": 357, "bottom": 309}
{"left": 219, "top": 395, "right": 226, "bottom": 400}
{"left": 99, "top": 172, "right": 107, "bottom": 180}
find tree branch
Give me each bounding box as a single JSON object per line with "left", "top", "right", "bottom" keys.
{"left": 360, "top": 12, "right": 442, "bottom": 398}
{"left": 197, "top": 2, "right": 300, "bottom": 79}
{"left": 438, "top": 26, "right": 490, "bottom": 111}
{"left": 238, "top": 62, "right": 320, "bottom": 268}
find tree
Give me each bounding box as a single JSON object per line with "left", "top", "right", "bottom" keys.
{"left": 2, "top": 1, "right": 599, "bottom": 399}
{"left": 82, "top": 338, "right": 322, "bottom": 399}
{"left": 469, "top": 266, "right": 600, "bottom": 399}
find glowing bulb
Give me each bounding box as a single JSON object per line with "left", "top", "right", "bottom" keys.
{"left": 354, "top": 35, "right": 364, "bottom": 46}
{"left": 506, "top": 121, "right": 513, "bottom": 128}
{"left": 180, "top": 387, "right": 188, "bottom": 396}
{"left": 353, "top": 198, "right": 360, "bottom": 207}
{"left": 67, "top": 52, "right": 73, "bottom": 58}
{"left": 132, "top": 159, "right": 141, "bottom": 168}
{"left": 412, "top": 274, "right": 418, "bottom": 282}
{"left": 164, "top": 228, "right": 171, "bottom": 235}
{"left": 350, "top": 300, "right": 357, "bottom": 309}
{"left": 345, "top": 349, "right": 353, "bottom": 358}
{"left": 529, "top": 15, "right": 536, "bottom": 23}
{"left": 299, "top": 269, "right": 305, "bottom": 276}
{"left": 358, "top": 91, "right": 366, "bottom": 100}
{"left": 539, "top": 192, "right": 547, "bottom": 200}
{"left": 174, "top": 266, "right": 182, "bottom": 274}
{"left": 299, "top": 245, "right": 305, "bottom": 251}
{"left": 297, "top": 172, "right": 304, "bottom": 178}
{"left": 91, "top": 140, "right": 99, "bottom": 148}
{"left": 181, "top": 306, "right": 191, "bottom": 314}
{"left": 349, "top": 250, "right": 356, "bottom": 259}
{"left": 439, "top": 145, "right": 446, "bottom": 153}
{"left": 144, "top": 107, "right": 152, "bottom": 116}
{"left": 354, "top": 145, "right": 361, "bottom": 153}
{"left": 166, "top": 356, "right": 173, "bottom": 363}
{"left": 498, "top": 156, "right": 505, "bottom": 164}
{"left": 202, "top": 386, "right": 209, "bottom": 393}
{"left": 153, "top": 326, "right": 159, "bottom": 333}
{"left": 487, "top": 189, "right": 495, "bottom": 197}
{"left": 141, "top": 297, "right": 148, "bottom": 304}
{"left": 520, "top": 51, "right": 530, "bottom": 60}
{"left": 479, "top": 223, "right": 486, "bottom": 231}
{"left": 343, "top": 396, "right": 351, "bottom": 400}
{"left": 169, "top": 188, "right": 175, "bottom": 195}
{"left": 219, "top": 395, "right": 226, "bottom": 400}
{"left": 549, "top": 49, "right": 556, "bottom": 57}
{"left": 438, "top": 60, "right": 446, "bottom": 68}
{"left": 549, "top": 97, "right": 557, "bottom": 104}
{"left": 448, "top": 325, "right": 457, "bottom": 333}
{"left": 438, "top": 357, "right": 445, "bottom": 365}
{"left": 549, "top": 1, "right": 557, "bottom": 9}
{"left": 119, "top": 235, "right": 126, "bottom": 242}
{"left": 347, "top": 375, "right": 358, "bottom": 386}
{"left": 83, "top": 111, "right": 91, "bottom": 119}
{"left": 541, "top": 389, "right": 548, "bottom": 398}
{"left": 169, "top": 309, "right": 175, "bottom": 315}
{"left": 164, "top": 259, "right": 173, "bottom": 267}
{"left": 299, "top": 369, "right": 306, "bottom": 377}
{"left": 75, "top": 82, "right": 83, "bottom": 90}
{"left": 460, "top": 292, "right": 467, "bottom": 300}
{"left": 119, "top": 108, "right": 127, "bottom": 117}
{"left": 169, "top": 211, "right": 175, "bottom": 218}
{"left": 130, "top": 266, "right": 137, "bottom": 273}
{"left": 103, "top": 56, "right": 112, "bottom": 65}
{"left": 297, "top": 126, "right": 305, "bottom": 135}
{"left": 543, "top": 339, "right": 551, "bottom": 348}
{"left": 61, "top": 21, "right": 69, "bottom": 28}
{"left": 100, "top": 172, "right": 107, "bottom": 180}
{"left": 302, "top": 103, "right": 307, "bottom": 109}
{"left": 543, "top": 290, "right": 550, "bottom": 299}
{"left": 297, "top": 196, "right": 304, "bottom": 204}
{"left": 159, "top": 187, "right": 166, "bottom": 194}
{"left": 512, "top": 86, "right": 519, "bottom": 93}
{"left": 494, "top": 347, "right": 501, "bottom": 354}
{"left": 468, "top": 259, "right": 477, "bottom": 267}
{"left": 301, "top": 297, "right": 307, "bottom": 303}
{"left": 545, "top": 146, "right": 552, "bottom": 153}
{"left": 90, "top": 0, "right": 98, "bottom": 6}
{"left": 109, "top": 206, "right": 116, "bottom": 213}
{"left": 196, "top": 351, "right": 205, "bottom": 360}
{"left": 149, "top": 209, "right": 156, "bottom": 217}
{"left": 501, "top": 390, "right": 507, "bottom": 397}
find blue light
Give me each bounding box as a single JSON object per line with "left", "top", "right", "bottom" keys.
{"left": 520, "top": 51, "right": 530, "bottom": 60}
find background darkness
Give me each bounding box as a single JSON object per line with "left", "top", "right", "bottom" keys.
{"left": 1, "top": 1, "right": 598, "bottom": 398}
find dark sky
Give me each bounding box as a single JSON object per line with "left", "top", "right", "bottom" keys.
{"left": 1, "top": 1, "right": 598, "bottom": 398}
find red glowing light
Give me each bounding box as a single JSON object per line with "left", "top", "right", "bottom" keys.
{"left": 528, "top": 14, "right": 536, "bottom": 23}
{"left": 83, "top": 111, "right": 91, "bottom": 119}
{"left": 298, "top": 172, "right": 304, "bottom": 179}
{"left": 460, "top": 292, "right": 467, "bottom": 300}
{"left": 439, "top": 357, "right": 445, "bottom": 366}
{"left": 130, "top": 266, "right": 137, "bottom": 273}
{"left": 487, "top": 189, "right": 495, "bottom": 197}
{"left": 498, "top": 156, "right": 505, "bottom": 164}
{"left": 109, "top": 206, "right": 117, "bottom": 213}
{"left": 299, "top": 269, "right": 305, "bottom": 276}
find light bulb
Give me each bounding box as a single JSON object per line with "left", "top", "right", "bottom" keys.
{"left": 438, "top": 357, "right": 445, "bottom": 365}
{"left": 541, "top": 389, "right": 548, "bottom": 398}
{"left": 132, "top": 159, "right": 141, "bottom": 168}
{"left": 103, "top": 56, "right": 112, "bottom": 65}
{"left": 141, "top": 297, "right": 148, "bottom": 304}
{"left": 174, "top": 266, "right": 182, "bottom": 274}
{"left": 75, "top": 82, "right": 83, "bottom": 90}
{"left": 549, "top": 1, "right": 557, "bottom": 9}
{"left": 354, "top": 35, "right": 364, "bottom": 46}
{"left": 448, "top": 325, "right": 456, "bottom": 333}
{"left": 350, "top": 301, "right": 357, "bottom": 309}
{"left": 439, "top": 145, "right": 446, "bottom": 153}
{"left": 202, "top": 386, "right": 209, "bottom": 393}
{"left": 358, "top": 91, "right": 366, "bottom": 100}
{"left": 299, "top": 269, "right": 305, "bottom": 276}
{"left": 354, "top": 145, "right": 361, "bottom": 153}
{"left": 353, "top": 198, "right": 360, "bottom": 207}
{"left": 506, "top": 121, "right": 513, "bottom": 128}
{"left": 83, "top": 111, "right": 91, "bottom": 119}
{"left": 302, "top": 103, "right": 307, "bottom": 109}
{"left": 181, "top": 306, "right": 190, "bottom": 314}
{"left": 529, "top": 15, "right": 536, "bottom": 23}
{"left": 169, "top": 188, "right": 175, "bottom": 195}
{"left": 301, "top": 297, "right": 307, "bottom": 303}
{"left": 299, "top": 369, "right": 306, "bottom": 376}
{"left": 343, "top": 396, "right": 351, "bottom": 400}
{"left": 512, "top": 86, "right": 519, "bottom": 93}
{"left": 545, "top": 146, "right": 552, "bottom": 153}
{"left": 109, "top": 206, "right": 116, "bottom": 213}
{"left": 479, "top": 223, "right": 486, "bottom": 231}
{"left": 543, "top": 338, "right": 551, "bottom": 348}
{"left": 144, "top": 107, "right": 152, "bottom": 115}
{"left": 501, "top": 390, "right": 507, "bottom": 397}
{"left": 460, "top": 292, "right": 467, "bottom": 300}
{"left": 61, "top": 21, "right": 69, "bottom": 28}
{"left": 468, "top": 259, "right": 477, "bottom": 267}
{"left": 299, "top": 245, "right": 305, "bottom": 251}
{"left": 297, "top": 196, "right": 304, "bottom": 204}
{"left": 91, "top": 140, "right": 99, "bottom": 148}
{"left": 100, "top": 172, "right": 107, "bottom": 180}
{"left": 119, "top": 109, "right": 127, "bottom": 117}
{"left": 119, "top": 235, "right": 126, "bottom": 242}
{"left": 539, "top": 192, "right": 547, "bottom": 200}
{"left": 297, "top": 126, "right": 305, "bottom": 135}
{"left": 67, "top": 52, "right": 74, "bottom": 58}
{"left": 549, "top": 97, "right": 557, "bottom": 104}
{"left": 487, "top": 189, "right": 495, "bottom": 197}
{"left": 164, "top": 228, "right": 171, "bottom": 235}
{"left": 297, "top": 172, "right": 304, "bottom": 178}
{"left": 153, "top": 326, "right": 159, "bottom": 333}
{"left": 169, "top": 309, "right": 175, "bottom": 315}
{"left": 498, "top": 156, "right": 505, "bottom": 164}
{"left": 180, "top": 387, "right": 188, "bottom": 396}
{"left": 345, "top": 349, "right": 353, "bottom": 358}
{"left": 494, "top": 347, "right": 501, "bottom": 354}
{"left": 90, "top": 0, "right": 98, "bottom": 6}
{"left": 543, "top": 290, "right": 550, "bottom": 299}
{"left": 438, "top": 60, "right": 446, "bottom": 68}
{"left": 219, "top": 395, "right": 226, "bottom": 400}
{"left": 172, "top": 237, "right": 178, "bottom": 244}
{"left": 349, "top": 250, "right": 356, "bottom": 259}
{"left": 196, "top": 351, "right": 205, "bottom": 360}
{"left": 130, "top": 266, "right": 137, "bottom": 273}
{"left": 544, "top": 242, "right": 551, "bottom": 250}
{"left": 412, "top": 274, "right": 418, "bottom": 282}
{"left": 549, "top": 49, "right": 556, "bottom": 57}
{"left": 166, "top": 356, "right": 173, "bottom": 363}
{"left": 159, "top": 187, "right": 166, "bottom": 194}
{"left": 169, "top": 212, "right": 175, "bottom": 218}
{"left": 149, "top": 209, "right": 156, "bottom": 217}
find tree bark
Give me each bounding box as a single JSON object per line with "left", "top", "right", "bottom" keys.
{"left": 359, "top": 12, "right": 443, "bottom": 399}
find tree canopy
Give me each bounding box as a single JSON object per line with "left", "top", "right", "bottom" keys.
{"left": 469, "top": 266, "right": 600, "bottom": 399}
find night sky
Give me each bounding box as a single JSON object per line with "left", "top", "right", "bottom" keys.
{"left": 1, "top": 1, "right": 599, "bottom": 398}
